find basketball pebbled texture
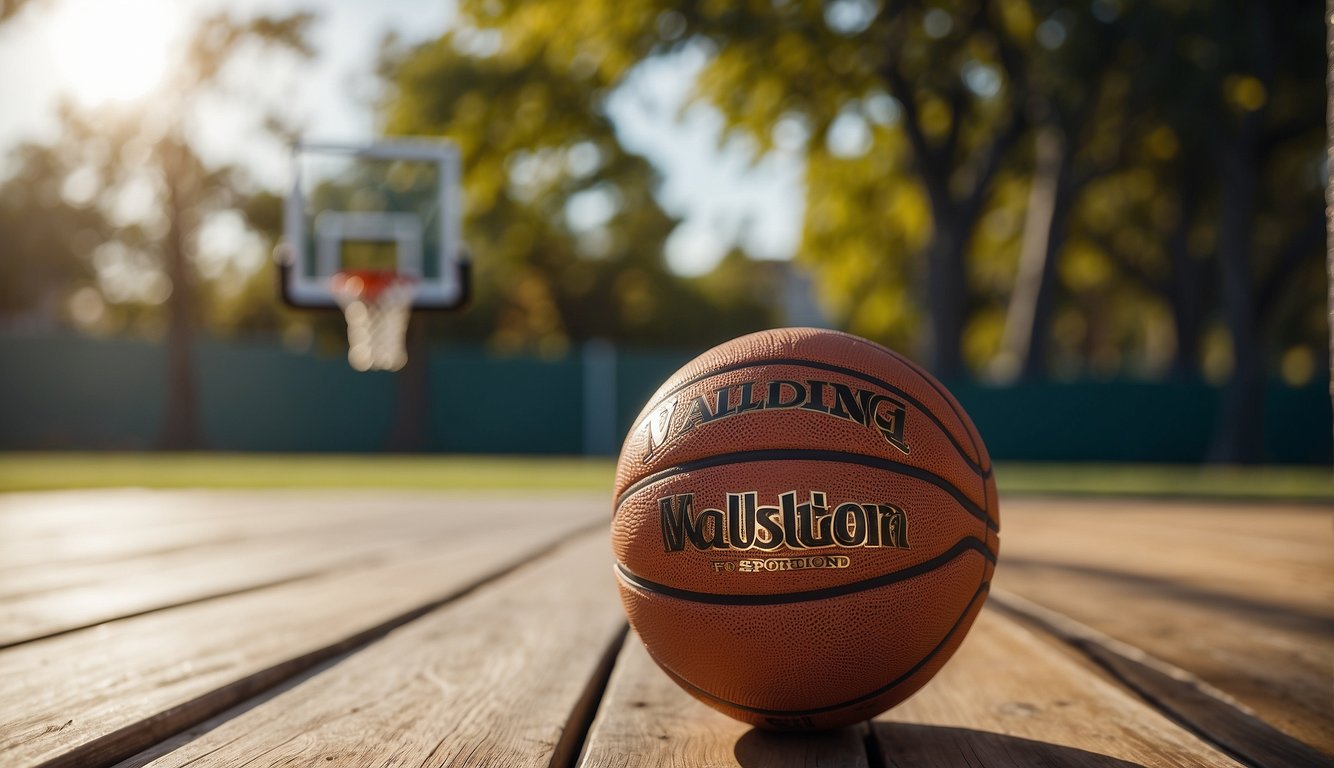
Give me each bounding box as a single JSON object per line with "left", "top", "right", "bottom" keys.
{"left": 612, "top": 328, "right": 999, "bottom": 730}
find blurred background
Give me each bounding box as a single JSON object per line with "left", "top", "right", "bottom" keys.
{"left": 0, "top": 0, "right": 1328, "bottom": 466}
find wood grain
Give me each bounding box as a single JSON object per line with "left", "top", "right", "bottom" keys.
{"left": 995, "top": 497, "right": 1334, "bottom": 755}
{"left": 874, "top": 608, "right": 1245, "bottom": 768}
{"left": 992, "top": 589, "right": 1333, "bottom": 768}
{"left": 122, "top": 531, "right": 625, "bottom": 768}
{"left": 0, "top": 490, "right": 382, "bottom": 571}
{"left": 0, "top": 496, "right": 601, "bottom": 768}
{"left": 0, "top": 491, "right": 601, "bottom": 647}
{"left": 578, "top": 636, "right": 869, "bottom": 768}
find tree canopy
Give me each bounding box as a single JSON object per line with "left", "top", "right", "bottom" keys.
{"left": 0, "top": 0, "right": 1325, "bottom": 461}
{"left": 378, "top": 30, "right": 776, "bottom": 353}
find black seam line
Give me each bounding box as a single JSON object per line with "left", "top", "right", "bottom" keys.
{"left": 887, "top": 346, "right": 994, "bottom": 525}
{"left": 616, "top": 536, "right": 994, "bottom": 606}
{"left": 655, "top": 581, "right": 991, "bottom": 718}
{"left": 651, "top": 356, "right": 990, "bottom": 478}
{"left": 860, "top": 338, "right": 993, "bottom": 478}
{"left": 615, "top": 448, "right": 998, "bottom": 532}
{"left": 827, "top": 344, "right": 996, "bottom": 526}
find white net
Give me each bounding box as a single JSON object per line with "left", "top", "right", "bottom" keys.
{"left": 331, "top": 272, "right": 417, "bottom": 372}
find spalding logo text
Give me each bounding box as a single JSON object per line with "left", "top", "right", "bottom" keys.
{"left": 636, "top": 379, "right": 911, "bottom": 463}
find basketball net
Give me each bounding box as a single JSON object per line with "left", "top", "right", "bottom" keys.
{"left": 330, "top": 269, "right": 417, "bottom": 372}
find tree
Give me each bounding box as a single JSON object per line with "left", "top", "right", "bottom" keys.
{"left": 0, "top": 12, "right": 315, "bottom": 447}
{"left": 995, "top": 0, "right": 1172, "bottom": 380}
{"left": 454, "top": 0, "right": 1033, "bottom": 377}
{"left": 379, "top": 30, "right": 774, "bottom": 353}
{"left": 143, "top": 14, "right": 314, "bottom": 448}
{"left": 1142, "top": 0, "right": 1325, "bottom": 462}
{"left": 0, "top": 142, "right": 105, "bottom": 326}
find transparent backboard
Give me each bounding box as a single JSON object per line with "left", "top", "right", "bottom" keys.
{"left": 278, "top": 139, "right": 469, "bottom": 310}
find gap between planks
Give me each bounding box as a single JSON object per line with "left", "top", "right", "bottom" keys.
{"left": 990, "top": 589, "right": 1333, "bottom": 768}
{"left": 577, "top": 607, "right": 1250, "bottom": 768}
{"left": 105, "top": 574, "right": 1262, "bottom": 768}
{"left": 114, "top": 532, "right": 628, "bottom": 768}
{"left": 2, "top": 517, "right": 604, "bottom": 768}
{"left": 996, "top": 497, "right": 1334, "bottom": 758}
{"left": 0, "top": 493, "right": 603, "bottom": 649}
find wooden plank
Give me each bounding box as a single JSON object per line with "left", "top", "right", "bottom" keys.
{"left": 121, "top": 531, "right": 626, "bottom": 768}
{"left": 0, "top": 501, "right": 601, "bottom": 768}
{"left": 873, "top": 608, "right": 1245, "bottom": 768}
{"left": 996, "top": 498, "right": 1332, "bottom": 611}
{"left": 995, "top": 497, "right": 1334, "bottom": 756}
{"left": 0, "top": 489, "right": 567, "bottom": 578}
{"left": 0, "top": 490, "right": 384, "bottom": 571}
{"left": 0, "top": 492, "right": 605, "bottom": 647}
{"left": 992, "top": 589, "right": 1333, "bottom": 768}
{"left": 578, "top": 636, "right": 868, "bottom": 768}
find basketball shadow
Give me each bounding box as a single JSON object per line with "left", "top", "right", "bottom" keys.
{"left": 733, "top": 723, "right": 1148, "bottom": 768}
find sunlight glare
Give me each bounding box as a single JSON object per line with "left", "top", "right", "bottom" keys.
{"left": 49, "top": 0, "right": 177, "bottom": 105}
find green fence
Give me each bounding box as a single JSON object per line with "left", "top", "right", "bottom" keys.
{"left": 0, "top": 333, "right": 1328, "bottom": 463}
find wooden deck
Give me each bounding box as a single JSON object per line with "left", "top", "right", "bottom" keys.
{"left": 0, "top": 489, "right": 1329, "bottom": 767}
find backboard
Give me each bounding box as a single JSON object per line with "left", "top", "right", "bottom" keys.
{"left": 277, "top": 138, "right": 469, "bottom": 311}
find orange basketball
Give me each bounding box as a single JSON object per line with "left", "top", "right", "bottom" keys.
{"left": 612, "top": 328, "right": 999, "bottom": 730}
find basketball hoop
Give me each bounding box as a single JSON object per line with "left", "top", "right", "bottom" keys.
{"left": 330, "top": 269, "right": 418, "bottom": 372}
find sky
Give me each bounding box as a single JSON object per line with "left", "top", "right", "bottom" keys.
{"left": 0, "top": 0, "right": 804, "bottom": 277}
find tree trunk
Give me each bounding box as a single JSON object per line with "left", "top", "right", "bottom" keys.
{"left": 925, "top": 219, "right": 967, "bottom": 379}
{"left": 999, "top": 123, "right": 1070, "bottom": 381}
{"left": 1209, "top": 0, "right": 1273, "bottom": 464}
{"left": 158, "top": 139, "right": 204, "bottom": 450}
{"left": 1166, "top": 162, "right": 1206, "bottom": 379}
{"left": 1211, "top": 142, "right": 1264, "bottom": 463}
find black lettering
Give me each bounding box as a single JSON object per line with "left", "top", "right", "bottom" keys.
{"left": 659, "top": 492, "right": 909, "bottom": 553}
{"left": 863, "top": 503, "right": 881, "bottom": 546}
{"left": 754, "top": 503, "right": 783, "bottom": 550}
{"left": 767, "top": 380, "right": 806, "bottom": 409}
{"left": 797, "top": 491, "right": 833, "bottom": 547}
{"left": 800, "top": 380, "right": 833, "bottom": 414}
{"left": 873, "top": 398, "right": 911, "bottom": 454}
{"left": 780, "top": 491, "right": 801, "bottom": 549}
{"left": 829, "top": 382, "right": 866, "bottom": 424}
{"left": 696, "top": 507, "right": 726, "bottom": 549}
{"left": 659, "top": 494, "right": 694, "bottom": 552}
{"left": 736, "top": 381, "right": 765, "bottom": 413}
{"left": 727, "top": 492, "right": 759, "bottom": 549}
{"left": 710, "top": 386, "right": 737, "bottom": 420}
{"left": 676, "top": 395, "right": 713, "bottom": 436}
{"left": 832, "top": 502, "right": 867, "bottom": 546}
{"left": 878, "top": 503, "right": 909, "bottom": 548}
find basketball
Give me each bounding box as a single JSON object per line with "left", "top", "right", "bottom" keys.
{"left": 612, "top": 327, "right": 1000, "bottom": 730}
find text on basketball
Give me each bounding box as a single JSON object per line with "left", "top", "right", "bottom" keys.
{"left": 658, "top": 491, "right": 910, "bottom": 552}
{"left": 637, "top": 379, "right": 911, "bottom": 463}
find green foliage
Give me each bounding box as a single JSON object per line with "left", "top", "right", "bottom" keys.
{"left": 0, "top": 143, "right": 103, "bottom": 321}
{"left": 2, "top": 0, "right": 1324, "bottom": 395}
{"left": 0, "top": 12, "right": 317, "bottom": 340}
{"left": 458, "top": 0, "right": 1029, "bottom": 372}
{"left": 380, "top": 31, "right": 775, "bottom": 352}
{"left": 457, "top": 0, "right": 1325, "bottom": 385}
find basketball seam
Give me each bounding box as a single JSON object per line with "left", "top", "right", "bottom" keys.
{"left": 640, "top": 355, "right": 990, "bottom": 479}
{"left": 614, "top": 448, "right": 998, "bottom": 532}
{"left": 860, "top": 338, "right": 996, "bottom": 527}
{"left": 615, "top": 536, "right": 993, "bottom": 605}
{"left": 842, "top": 333, "right": 992, "bottom": 475}
{"left": 646, "top": 580, "right": 992, "bottom": 718}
